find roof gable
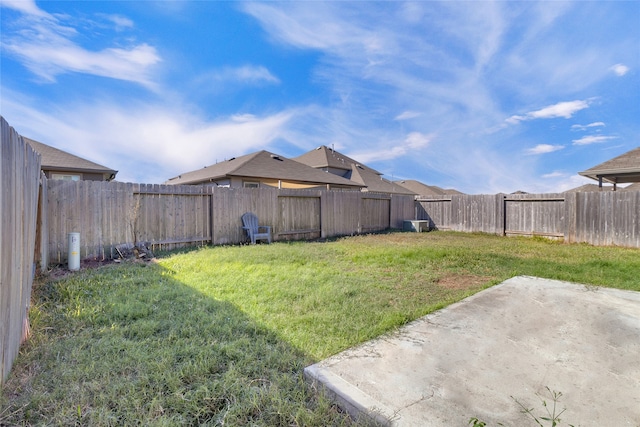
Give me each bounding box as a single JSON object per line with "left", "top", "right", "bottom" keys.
{"left": 25, "top": 138, "right": 117, "bottom": 177}
{"left": 293, "top": 145, "right": 382, "bottom": 175}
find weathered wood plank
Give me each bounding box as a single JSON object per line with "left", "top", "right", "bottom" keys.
{"left": 1, "top": 118, "right": 41, "bottom": 385}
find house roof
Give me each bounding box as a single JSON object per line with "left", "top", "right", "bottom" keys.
{"left": 292, "top": 145, "right": 383, "bottom": 175}
{"left": 348, "top": 166, "right": 416, "bottom": 195}
{"left": 578, "top": 146, "right": 640, "bottom": 184}
{"left": 164, "top": 150, "right": 365, "bottom": 188}
{"left": 25, "top": 137, "right": 117, "bottom": 178}
{"left": 394, "top": 179, "right": 463, "bottom": 196}
{"left": 293, "top": 145, "right": 415, "bottom": 194}
{"left": 564, "top": 184, "right": 616, "bottom": 193}
{"left": 621, "top": 182, "right": 640, "bottom": 191}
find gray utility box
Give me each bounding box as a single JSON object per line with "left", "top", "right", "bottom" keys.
{"left": 403, "top": 220, "right": 430, "bottom": 232}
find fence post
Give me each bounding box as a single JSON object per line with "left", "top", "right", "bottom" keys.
{"left": 497, "top": 194, "right": 506, "bottom": 236}
{"left": 319, "top": 191, "right": 327, "bottom": 239}
{"left": 564, "top": 192, "right": 577, "bottom": 243}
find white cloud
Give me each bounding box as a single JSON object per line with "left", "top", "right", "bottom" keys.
{"left": 571, "top": 122, "right": 605, "bottom": 131}
{"left": 0, "top": 89, "right": 296, "bottom": 183}
{"left": 241, "top": 2, "right": 516, "bottom": 186}
{"left": 505, "top": 115, "right": 526, "bottom": 125}
{"left": 526, "top": 144, "right": 564, "bottom": 155}
{"left": 394, "top": 111, "right": 421, "bottom": 121}
{"left": 1, "top": 2, "right": 161, "bottom": 89}
{"left": 241, "top": 2, "right": 349, "bottom": 51}
{"left": 3, "top": 1, "right": 635, "bottom": 195}
{"left": 610, "top": 63, "right": 629, "bottom": 76}
{"left": 542, "top": 171, "right": 566, "bottom": 178}
{"left": 201, "top": 65, "right": 280, "bottom": 85}
{"left": 0, "top": 0, "right": 50, "bottom": 17}
{"left": 101, "top": 14, "right": 135, "bottom": 31}
{"left": 572, "top": 135, "right": 617, "bottom": 146}
{"left": 405, "top": 132, "right": 432, "bottom": 149}
{"left": 553, "top": 174, "right": 594, "bottom": 193}
{"left": 507, "top": 100, "right": 590, "bottom": 124}
{"left": 347, "top": 132, "right": 434, "bottom": 164}
{"left": 231, "top": 114, "right": 257, "bottom": 123}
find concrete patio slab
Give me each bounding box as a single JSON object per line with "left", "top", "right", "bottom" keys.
{"left": 304, "top": 276, "right": 640, "bottom": 426}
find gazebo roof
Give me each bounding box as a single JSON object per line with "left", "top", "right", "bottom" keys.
{"left": 578, "top": 146, "right": 640, "bottom": 184}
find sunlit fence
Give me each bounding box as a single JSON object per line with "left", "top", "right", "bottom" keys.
{"left": 417, "top": 192, "right": 640, "bottom": 247}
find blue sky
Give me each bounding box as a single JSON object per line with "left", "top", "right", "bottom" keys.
{"left": 1, "top": 1, "right": 638, "bottom": 194}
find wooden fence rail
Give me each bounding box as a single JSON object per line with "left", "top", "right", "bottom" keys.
{"left": 43, "top": 183, "right": 640, "bottom": 266}
{"left": 1, "top": 117, "right": 41, "bottom": 385}
{"left": 417, "top": 192, "right": 640, "bottom": 248}
{"left": 43, "top": 180, "right": 416, "bottom": 264}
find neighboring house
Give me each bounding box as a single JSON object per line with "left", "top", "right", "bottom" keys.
{"left": 164, "top": 150, "right": 364, "bottom": 190}
{"left": 293, "top": 145, "right": 416, "bottom": 195}
{"left": 25, "top": 137, "right": 117, "bottom": 181}
{"left": 578, "top": 146, "right": 640, "bottom": 191}
{"left": 621, "top": 182, "right": 640, "bottom": 191}
{"left": 564, "top": 184, "right": 616, "bottom": 193}
{"left": 394, "top": 179, "right": 464, "bottom": 196}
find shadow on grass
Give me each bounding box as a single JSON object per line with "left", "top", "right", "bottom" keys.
{"left": 1, "top": 261, "right": 369, "bottom": 426}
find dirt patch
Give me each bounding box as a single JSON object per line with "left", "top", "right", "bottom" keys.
{"left": 43, "top": 256, "right": 155, "bottom": 281}
{"left": 43, "top": 258, "right": 116, "bottom": 281}
{"left": 41, "top": 243, "right": 156, "bottom": 281}
{"left": 436, "top": 274, "right": 492, "bottom": 290}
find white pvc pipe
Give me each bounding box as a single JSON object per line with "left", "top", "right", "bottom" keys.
{"left": 68, "top": 232, "right": 80, "bottom": 271}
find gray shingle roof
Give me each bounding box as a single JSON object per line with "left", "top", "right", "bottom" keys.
{"left": 579, "top": 146, "right": 640, "bottom": 183}
{"left": 25, "top": 137, "right": 117, "bottom": 177}
{"left": 564, "top": 184, "right": 615, "bottom": 193}
{"left": 293, "top": 145, "right": 382, "bottom": 175}
{"left": 394, "top": 179, "right": 463, "bottom": 196}
{"left": 349, "top": 166, "right": 416, "bottom": 195}
{"left": 294, "top": 146, "right": 416, "bottom": 194}
{"left": 621, "top": 182, "right": 640, "bottom": 191}
{"left": 165, "top": 150, "right": 364, "bottom": 187}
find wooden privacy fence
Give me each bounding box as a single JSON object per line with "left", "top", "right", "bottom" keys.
{"left": 416, "top": 192, "right": 640, "bottom": 248}
{"left": 1, "top": 117, "right": 41, "bottom": 385}
{"left": 43, "top": 180, "right": 416, "bottom": 264}
{"left": 45, "top": 182, "right": 214, "bottom": 263}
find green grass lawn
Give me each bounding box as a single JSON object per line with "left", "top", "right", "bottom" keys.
{"left": 2, "top": 231, "right": 639, "bottom": 426}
